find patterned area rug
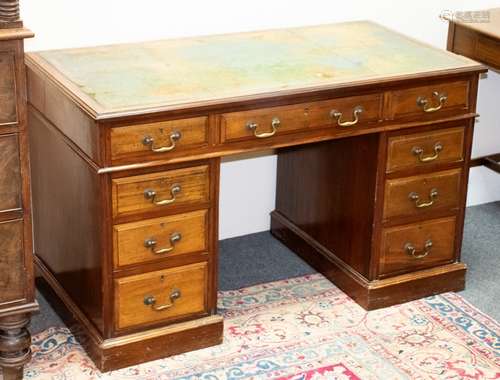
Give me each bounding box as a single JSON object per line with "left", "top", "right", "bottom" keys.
{"left": 23, "top": 274, "right": 500, "bottom": 379}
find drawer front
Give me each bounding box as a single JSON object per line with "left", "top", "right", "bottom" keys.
{"left": 112, "top": 165, "right": 210, "bottom": 218}
{"left": 386, "top": 127, "right": 465, "bottom": 172}
{"left": 0, "top": 219, "right": 25, "bottom": 304}
{"left": 0, "top": 52, "right": 17, "bottom": 124}
{"left": 220, "top": 94, "right": 381, "bottom": 143}
{"left": 383, "top": 168, "right": 462, "bottom": 220}
{"left": 379, "top": 216, "right": 456, "bottom": 276}
{"left": 113, "top": 210, "right": 208, "bottom": 268}
{"left": 390, "top": 81, "right": 469, "bottom": 120}
{"left": 115, "top": 262, "right": 208, "bottom": 329}
{"left": 0, "top": 134, "right": 22, "bottom": 212}
{"left": 110, "top": 117, "right": 209, "bottom": 161}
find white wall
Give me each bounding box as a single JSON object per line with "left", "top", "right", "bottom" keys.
{"left": 22, "top": 0, "right": 500, "bottom": 239}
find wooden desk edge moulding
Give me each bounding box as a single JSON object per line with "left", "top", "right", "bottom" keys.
{"left": 21, "top": 14, "right": 489, "bottom": 372}
{"left": 0, "top": 1, "right": 39, "bottom": 379}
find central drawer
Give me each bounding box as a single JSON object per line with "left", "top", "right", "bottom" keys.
{"left": 112, "top": 210, "right": 208, "bottom": 268}
{"left": 220, "top": 94, "right": 382, "bottom": 143}
{"left": 383, "top": 168, "right": 462, "bottom": 220}
{"left": 114, "top": 262, "right": 208, "bottom": 330}
{"left": 111, "top": 165, "right": 210, "bottom": 218}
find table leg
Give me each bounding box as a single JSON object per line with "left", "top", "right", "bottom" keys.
{"left": 0, "top": 314, "right": 31, "bottom": 380}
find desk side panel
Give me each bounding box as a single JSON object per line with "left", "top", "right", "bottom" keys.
{"left": 29, "top": 106, "right": 104, "bottom": 334}
{"left": 274, "top": 134, "right": 380, "bottom": 278}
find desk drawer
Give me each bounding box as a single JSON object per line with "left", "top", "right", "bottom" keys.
{"left": 390, "top": 81, "right": 469, "bottom": 120}
{"left": 113, "top": 210, "right": 208, "bottom": 268}
{"left": 383, "top": 168, "right": 461, "bottom": 220}
{"left": 386, "top": 127, "right": 465, "bottom": 173}
{"left": 379, "top": 216, "right": 456, "bottom": 276}
{"left": 112, "top": 165, "right": 210, "bottom": 218}
{"left": 110, "top": 117, "right": 209, "bottom": 162}
{"left": 114, "top": 262, "right": 208, "bottom": 330}
{"left": 0, "top": 134, "right": 21, "bottom": 212}
{"left": 220, "top": 94, "right": 381, "bottom": 143}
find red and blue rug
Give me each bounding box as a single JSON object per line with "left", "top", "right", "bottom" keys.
{"left": 23, "top": 274, "right": 500, "bottom": 379}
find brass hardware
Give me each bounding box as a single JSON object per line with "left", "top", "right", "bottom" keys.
{"left": 144, "top": 184, "right": 181, "bottom": 206}
{"left": 142, "top": 131, "right": 182, "bottom": 153}
{"left": 412, "top": 142, "right": 443, "bottom": 162}
{"left": 404, "top": 239, "right": 433, "bottom": 259}
{"left": 246, "top": 117, "right": 280, "bottom": 138}
{"left": 330, "top": 105, "right": 363, "bottom": 127}
{"left": 416, "top": 91, "right": 448, "bottom": 113}
{"left": 408, "top": 188, "right": 438, "bottom": 208}
{"left": 144, "top": 288, "right": 181, "bottom": 311}
{"left": 144, "top": 232, "right": 182, "bottom": 255}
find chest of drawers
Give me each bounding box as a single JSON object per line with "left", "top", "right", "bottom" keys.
{"left": 0, "top": 26, "right": 38, "bottom": 380}
{"left": 25, "top": 22, "right": 486, "bottom": 371}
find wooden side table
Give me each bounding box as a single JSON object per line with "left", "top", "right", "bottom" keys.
{"left": 447, "top": 8, "right": 500, "bottom": 173}
{"left": 0, "top": 1, "right": 38, "bottom": 379}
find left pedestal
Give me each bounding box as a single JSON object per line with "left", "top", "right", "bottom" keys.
{"left": 0, "top": 24, "right": 38, "bottom": 380}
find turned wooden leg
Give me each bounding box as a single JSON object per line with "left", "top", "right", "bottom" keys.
{"left": 0, "top": 314, "right": 31, "bottom": 380}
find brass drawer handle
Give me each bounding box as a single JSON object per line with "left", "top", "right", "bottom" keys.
{"left": 408, "top": 188, "right": 438, "bottom": 208}
{"left": 417, "top": 91, "right": 447, "bottom": 113}
{"left": 404, "top": 239, "right": 433, "bottom": 259}
{"left": 144, "top": 232, "right": 182, "bottom": 255}
{"left": 246, "top": 117, "right": 280, "bottom": 138}
{"left": 142, "top": 131, "right": 182, "bottom": 153}
{"left": 144, "top": 184, "right": 181, "bottom": 206}
{"left": 412, "top": 142, "right": 443, "bottom": 162}
{"left": 144, "top": 288, "right": 181, "bottom": 311}
{"left": 330, "top": 105, "right": 363, "bottom": 127}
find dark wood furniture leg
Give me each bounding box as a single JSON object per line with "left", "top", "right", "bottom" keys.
{"left": 0, "top": 1, "right": 37, "bottom": 378}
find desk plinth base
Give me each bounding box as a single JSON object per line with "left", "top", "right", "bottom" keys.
{"left": 271, "top": 211, "right": 466, "bottom": 310}
{"left": 35, "top": 256, "right": 223, "bottom": 372}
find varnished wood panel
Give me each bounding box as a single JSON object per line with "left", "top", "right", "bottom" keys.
{"left": 110, "top": 116, "right": 209, "bottom": 162}
{"left": 111, "top": 165, "right": 210, "bottom": 219}
{"left": 389, "top": 81, "right": 469, "bottom": 120}
{"left": 0, "top": 219, "right": 24, "bottom": 304}
{"left": 29, "top": 107, "right": 104, "bottom": 333}
{"left": 379, "top": 216, "right": 456, "bottom": 276}
{"left": 275, "top": 134, "right": 380, "bottom": 278}
{"left": 386, "top": 126, "right": 465, "bottom": 172}
{"left": 220, "top": 94, "right": 382, "bottom": 143}
{"left": 113, "top": 209, "right": 208, "bottom": 268}
{"left": 383, "top": 168, "right": 462, "bottom": 220}
{"left": 0, "top": 133, "right": 21, "bottom": 213}
{"left": 114, "top": 262, "right": 208, "bottom": 330}
{"left": 0, "top": 52, "right": 16, "bottom": 124}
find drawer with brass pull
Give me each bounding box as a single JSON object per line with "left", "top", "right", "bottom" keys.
{"left": 114, "top": 262, "right": 208, "bottom": 330}
{"left": 386, "top": 126, "right": 465, "bottom": 172}
{"left": 110, "top": 116, "right": 209, "bottom": 162}
{"left": 111, "top": 165, "right": 210, "bottom": 218}
{"left": 379, "top": 216, "right": 456, "bottom": 276}
{"left": 112, "top": 210, "right": 208, "bottom": 268}
{"left": 389, "top": 81, "right": 470, "bottom": 120}
{"left": 383, "top": 168, "right": 462, "bottom": 220}
{"left": 219, "top": 94, "right": 382, "bottom": 143}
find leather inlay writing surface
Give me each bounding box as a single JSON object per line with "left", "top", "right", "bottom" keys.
{"left": 0, "top": 219, "right": 24, "bottom": 303}
{"left": 0, "top": 52, "right": 17, "bottom": 124}
{"left": 34, "top": 21, "right": 478, "bottom": 113}
{"left": 0, "top": 134, "right": 21, "bottom": 211}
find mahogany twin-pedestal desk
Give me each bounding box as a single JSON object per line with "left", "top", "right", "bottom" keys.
{"left": 25, "top": 21, "right": 485, "bottom": 370}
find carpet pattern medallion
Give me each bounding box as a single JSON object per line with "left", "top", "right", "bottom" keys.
{"left": 23, "top": 274, "right": 500, "bottom": 379}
